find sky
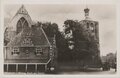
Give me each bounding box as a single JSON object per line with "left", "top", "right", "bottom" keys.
{"left": 4, "top": 4, "right": 117, "bottom": 56}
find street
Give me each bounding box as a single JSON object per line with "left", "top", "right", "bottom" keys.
{"left": 4, "top": 67, "right": 116, "bottom": 75}
{"left": 57, "top": 68, "right": 116, "bottom": 75}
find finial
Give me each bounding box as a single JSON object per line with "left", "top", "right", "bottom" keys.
{"left": 16, "top": 4, "right": 28, "bottom": 14}
{"left": 84, "top": 0, "right": 90, "bottom": 20}
{"left": 21, "top": 4, "right": 24, "bottom": 8}
{"left": 84, "top": 7, "right": 90, "bottom": 20}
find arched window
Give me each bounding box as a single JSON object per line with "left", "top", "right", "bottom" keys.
{"left": 86, "top": 22, "right": 89, "bottom": 28}
{"left": 16, "top": 17, "right": 29, "bottom": 34}
{"left": 16, "top": 20, "right": 22, "bottom": 34}
{"left": 90, "top": 23, "right": 94, "bottom": 32}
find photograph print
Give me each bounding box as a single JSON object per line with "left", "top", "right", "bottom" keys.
{"left": 4, "top": 4, "right": 117, "bottom": 74}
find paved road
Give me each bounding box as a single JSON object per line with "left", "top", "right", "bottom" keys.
{"left": 53, "top": 62, "right": 116, "bottom": 75}
{"left": 4, "top": 69, "right": 116, "bottom": 75}
{"left": 4, "top": 67, "right": 116, "bottom": 75}
{"left": 57, "top": 68, "right": 116, "bottom": 75}
{"left": 4, "top": 62, "right": 116, "bottom": 75}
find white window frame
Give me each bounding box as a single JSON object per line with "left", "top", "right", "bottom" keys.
{"left": 11, "top": 47, "right": 19, "bottom": 56}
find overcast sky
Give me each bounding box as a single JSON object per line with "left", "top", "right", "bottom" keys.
{"left": 4, "top": 4, "right": 116, "bottom": 56}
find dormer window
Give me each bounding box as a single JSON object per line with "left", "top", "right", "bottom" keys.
{"left": 22, "top": 38, "right": 34, "bottom": 46}
{"left": 11, "top": 47, "right": 19, "bottom": 56}
{"left": 35, "top": 47, "right": 43, "bottom": 55}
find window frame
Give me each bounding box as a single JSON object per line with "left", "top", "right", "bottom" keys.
{"left": 86, "top": 22, "right": 89, "bottom": 28}
{"left": 16, "top": 17, "right": 29, "bottom": 34}
{"left": 35, "top": 47, "right": 43, "bottom": 55}
{"left": 22, "top": 38, "right": 34, "bottom": 46}
{"left": 11, "top": 47, "right": 20, "bottom": 56}
{"left": 90, "top": 23, "right": 94, "bottom": 32}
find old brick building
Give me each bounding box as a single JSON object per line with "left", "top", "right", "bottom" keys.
{"left": 4, "top": 5, "right": 57, "bottom": 73}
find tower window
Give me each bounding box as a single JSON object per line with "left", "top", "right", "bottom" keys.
{"left": 90, "top": 23, "right": 94, "bottom": 32}
{"left": 16, "top": 20, "right": 22, "bottom": 34}
{"left": 87, "top": 23, "right": 89, "bottom": 28}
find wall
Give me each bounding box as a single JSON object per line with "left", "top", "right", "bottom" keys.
{"left": 4, "top": 47, "right": 50, "bottom": 63}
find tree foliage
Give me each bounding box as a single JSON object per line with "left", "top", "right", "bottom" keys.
{"left": 41, "top": 22, "right": 70, "bottom": 61}
{"left": 63, "top": 20, "right": 99, "bottom": 61}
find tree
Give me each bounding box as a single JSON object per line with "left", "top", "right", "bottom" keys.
{"left": 63, "top": 20, "right": 94, "bottom": 61}
{"left": 41, "top": 22, "right": 69, "bottom": 62}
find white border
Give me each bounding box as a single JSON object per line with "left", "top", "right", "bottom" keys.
{"left": 0, "top": 0, "right": 120, "bottom": 78}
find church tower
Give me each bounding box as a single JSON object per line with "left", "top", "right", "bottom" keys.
{"left": 79, "top": 7, "right": 101, "bottom": 67}
{"left": 80, "top": 7, "right": 99, "bottom": 42}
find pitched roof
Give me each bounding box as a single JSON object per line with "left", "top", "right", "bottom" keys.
{"left": 7, "top": 26, "right": 51, "bottom": 47}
